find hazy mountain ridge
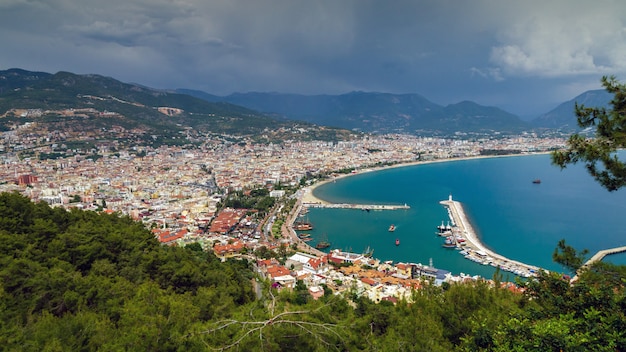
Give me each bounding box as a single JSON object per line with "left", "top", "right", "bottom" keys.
{"left": 183, "top": 88, "right": 614, "bottom": 134}
{"left": 181, "top": 89, "right": 528, "bottom": 134}
{"left": 531, "top": 89, "right": 612, "bottom": 129}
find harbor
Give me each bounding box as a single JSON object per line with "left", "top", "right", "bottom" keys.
{"left": 439, "top": 195, "right": 542, "bottom": 278}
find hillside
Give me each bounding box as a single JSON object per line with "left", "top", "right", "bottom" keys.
{"left": 532, "top": 89, "right": 612, "bottom": 130}
{"left": 1, "top": 191, "right": 626, "bottom": 350}
{"left": 0, "top": 68, "right": 355, "bottom": 145}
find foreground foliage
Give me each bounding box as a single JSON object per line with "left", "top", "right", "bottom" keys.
{"left": 552, "top": 75, "right": 626, "bottom": 191}
{"left": 1, "top": 192, "right": 625, "bottom": 351}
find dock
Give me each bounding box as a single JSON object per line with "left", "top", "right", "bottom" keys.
{"left": 303, "top": 203, "right": 409, "bottom": 210}
{"left": 440, "top": 195, "right": 542, "bottom": 278}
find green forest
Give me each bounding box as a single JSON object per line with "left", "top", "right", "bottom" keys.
{"left": 1, "top": 191, "right": 626, "bottom": 351}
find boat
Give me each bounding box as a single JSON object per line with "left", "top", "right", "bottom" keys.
{"left": 362, "top": 245, "right": 375, "bottom": 257}
{"left": 298, "top": 233, "right": 311, "bottom": 238}
{"left": 301, "top": 237, "right": 313, "bottom": 242}
{"left": 388, "top": 224, "right": 396, "bottom": 232}
{"left": 315, "top": 241, "right": 330, "bottom": 249}
{"left": 395, "top": 238, "right": 400, "bottom": 246}
{"left": 294, "top": 221, "right": 313, "bottom": 231}
{"left": 532, "top": 179, "right": 541, "bottom": 184}
{"left": 436, "top": 221, "right": 452, "bottom": 236}
{"left": 442, "top": 236, "right": 456, "bottom": 248}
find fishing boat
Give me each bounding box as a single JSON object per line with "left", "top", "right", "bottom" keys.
{"left": 294, "top": 221, "right": 313, "bottom": 231}
{"left": 442, "top": 236, "right": 456, "bottom": 248}
{"left": 395, "top": 238, "right": 400, "bottom": 246}
{"left": 436, "top": 221, "right": 452, "bottom": 236}
{"left": 315, "top": 241, "right": 330, "bottom": 249}
{"left": 388, "top": 224, "right": 396, "bottom": 232}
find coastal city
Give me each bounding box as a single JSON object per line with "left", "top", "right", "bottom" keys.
{"left": 1, "top": 131, "right": 566, "bottom": 302}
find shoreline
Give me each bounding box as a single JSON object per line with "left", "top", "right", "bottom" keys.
{"left": 301, "top": 152, "right": 549, "bottom": 205}
{"left": 299, "top": 152, "right": 549, "bottom": 277}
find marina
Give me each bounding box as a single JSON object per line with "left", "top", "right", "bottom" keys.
{"left": 439, "top": 195, "right": 541, "bottom": 278}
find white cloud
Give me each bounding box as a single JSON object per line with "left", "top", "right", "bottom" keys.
{"left": 470, "top": 67, "right": 503, "bottom": 82}
{"left": 490, "top": 3, "right": 626, "bottom": 78}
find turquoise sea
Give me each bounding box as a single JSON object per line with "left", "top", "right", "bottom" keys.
{"left": 304, "top": 154, "right": 626, "bottom": 279}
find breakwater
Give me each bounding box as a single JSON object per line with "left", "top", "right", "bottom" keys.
{"left": 571, "top": 245, "right": 626, "bottom": 281}
{"left": 304, "top": 203, "right": 410, "bottom": 210}
{"left": 440, "top": 196, "right": 542, "bottom": 278}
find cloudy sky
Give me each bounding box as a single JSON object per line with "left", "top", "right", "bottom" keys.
{"left": 2, "top": 0, "right": 625, "bottom": 117}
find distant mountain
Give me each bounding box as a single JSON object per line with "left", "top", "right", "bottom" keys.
{"left": 180, "top": 90, "right": 530, "bottom": 135}
{"left": 532, "top": 89, "right": 612, "bottom": 130}
{"left": 0, "top": 69, "right": 353, "bottom": 144}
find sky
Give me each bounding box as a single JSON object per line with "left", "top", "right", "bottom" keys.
{"left": 2, "top": 0, "right": 626, "bottom": 118}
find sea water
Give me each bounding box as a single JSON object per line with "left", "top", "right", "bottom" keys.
{"left": 305, "top": 154, "right": 626, "bottom": 278}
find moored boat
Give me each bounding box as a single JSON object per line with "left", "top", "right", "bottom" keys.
{"left": 294, "top": 221, "right": 313, "bottom": 231}
{"left": 316, "top": 241, "right": 330, "bottom": 249}
{"left": 442, "top": 236, "right": 456, "bottom": 248}
{"left": 363, "top": 246, "right": 374, "bottom": 257}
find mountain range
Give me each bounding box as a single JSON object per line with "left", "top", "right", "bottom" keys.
{"left": 178, "top": 89, "right": 528, "bottom": 135}
{"left": 0, "top": 68, "right": 353, "bottom": 143}
{"left": 0, "top": 68, "right": 613, "bottom": 139}
{"left": 178, "top": 89, "right": 613, "bottom": 135}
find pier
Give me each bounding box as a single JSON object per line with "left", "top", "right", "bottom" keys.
{"left": 440, "top": 195, "right": 542, "bottom": 278}
{"left": 582, "top": 246, "right": 626, "bottom": 267}
{"left": 303, "top": 203, "right": 409, "bottom": 210}
{"left": 570, "top": 246, "right": 626, "bottom": 282}
{"left": 571, "top": 245, "right": 626, "bottom": 282}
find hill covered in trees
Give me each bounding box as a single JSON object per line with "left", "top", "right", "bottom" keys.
{"left": 1, "top": 191, "right": 625, "bottom": 351}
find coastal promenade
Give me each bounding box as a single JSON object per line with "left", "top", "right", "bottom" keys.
{"left": 440, "top": 196, "right": 542, "bottom": 278}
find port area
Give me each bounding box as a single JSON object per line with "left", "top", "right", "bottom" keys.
{"left": 440, "top": 197, "right": 542, "bottom": 278}
{"left": 304, "top": 203, "right": 410, "bottom": 210}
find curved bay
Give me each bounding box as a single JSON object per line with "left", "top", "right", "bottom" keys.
{"left": 308, "top": 154, "right": 626, "bottom": 277}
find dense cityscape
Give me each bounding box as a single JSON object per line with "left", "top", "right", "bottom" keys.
{"left": 1, "top": 124, "right": 567, "bottom": 302}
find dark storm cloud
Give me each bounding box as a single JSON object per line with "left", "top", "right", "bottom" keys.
{"left": 1, "top": 0, "right": 625, "bottom": 115}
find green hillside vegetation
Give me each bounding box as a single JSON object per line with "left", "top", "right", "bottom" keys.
{"left": 1, "top": 191, "right": 626, "bottom": 351}
{"left": 0, "top": 69, "right": 356, "bottom": 144}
